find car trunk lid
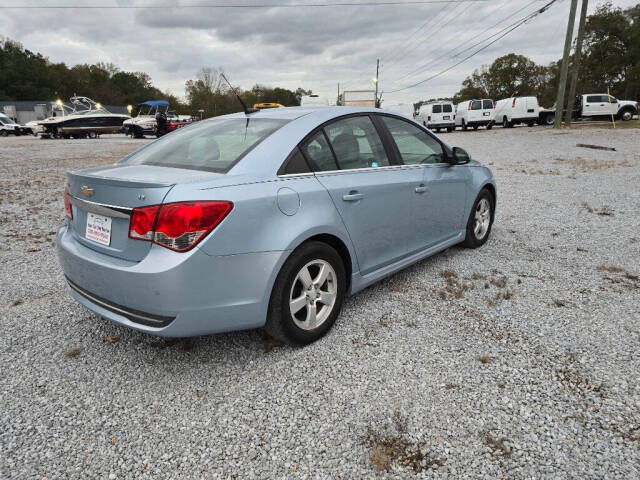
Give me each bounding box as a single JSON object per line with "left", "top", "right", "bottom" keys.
{"left": 66, "top": 164, "right": 223, "bottom": 261}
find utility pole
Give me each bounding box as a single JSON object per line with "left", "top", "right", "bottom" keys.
{"left": 337, "top": 82, "right": 340, "bottom": 106}
{"left": 565, "top": 0, "right": 589, "bottom": 126}
{"left": 374, "top": 58, "right": 380, "bottom": 108}
{"left": 554, "top": 0, "right": 579, "bottom": 128}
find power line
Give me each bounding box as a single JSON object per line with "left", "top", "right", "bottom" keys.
{"left": 385, "top": 0, "right": 558, "bottom": 93}
{"left": 381, "top": 0, "right": 471, "bottom": 70}
{"left": 378, "top": 0, "right": 461, "bottom": 64}
{"left": 389, "top": 0, "right": 539, "bottom": 84}
{"left": 0, "top": 0, "right": 500, "bottom": 9}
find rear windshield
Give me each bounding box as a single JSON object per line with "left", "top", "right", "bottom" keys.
{"left": 483, "top": 100, "right": 494, "bottom": 109}
{"left": 471, "top": 101, "right": 482, "bottom": 110}
{"left": 442, "top": 104, "right": 453, "bottom": 113}
{"left": 121, "top": 118, "right": 288, "bottom": 172}
{"left": 432, "top": 105, "right": 442, "bottom": 113}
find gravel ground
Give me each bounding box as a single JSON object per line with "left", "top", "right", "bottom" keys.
{"left": 1, "top": 127, "right": 639, "bottom": 479}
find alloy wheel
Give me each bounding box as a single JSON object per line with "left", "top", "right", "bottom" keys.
{"left": 289, "top": 259, "right": 337, "bottom": 331}
{"left": 474, "top": 198, "right": 491, "bottom": 240}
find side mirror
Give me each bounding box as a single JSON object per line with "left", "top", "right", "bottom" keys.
{"left": 451, "top": 146, "right": 470, "bottom": 165}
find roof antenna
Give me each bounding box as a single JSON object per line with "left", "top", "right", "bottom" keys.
{"left": 220, "top": 73, "right": 259, "bottom": 115}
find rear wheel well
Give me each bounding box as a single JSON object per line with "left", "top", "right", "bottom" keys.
{"left": 300, "top": 234, "right": 352, "bottom": 293}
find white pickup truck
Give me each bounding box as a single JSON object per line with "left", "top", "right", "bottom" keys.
{"left": 538, "top": 94, "right": 638, "bottom": 125}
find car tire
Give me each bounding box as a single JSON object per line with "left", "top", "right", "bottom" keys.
{"left": 447, "top": 127, "right": 453, "bottom": 133}
{"left": 619, "top": 109, "right": 633, "bottom": 122}
{"left": 502, "top": 117, "right": 510, "bottom": 128}
{"left": 462, "top": 189, "right": 494, "bottom": 249}
{"left": 265, "top": 241, "right": 346, "bottom": 345}
{"left": 486, "top": 124, "right": 493, "bottom": 130}
{"left": 0, "top": 130, "right": 7, "bottom": 137}
{"left": 473, "top": 124, "right": 479, "bottom": 131}
{"left": 462, "top": 120, "right": 467, "bottom": 131}
{"left": 527, "top": 121, "right": 535, "bottom": 127}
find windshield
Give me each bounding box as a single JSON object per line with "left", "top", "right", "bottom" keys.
{"left": 121, "top": 117, "right": 288, "bottom": 173}
{"left": 0, "top": 113, "right": 14, "bottom": 124}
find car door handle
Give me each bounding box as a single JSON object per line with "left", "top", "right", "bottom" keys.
{"left": 415, "top": 185, "right": 430, "bottom": 194}
{"left": 342, "top": 192, "right": 364, "bottom": 202}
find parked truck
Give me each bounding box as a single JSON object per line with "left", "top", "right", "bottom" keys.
{"left": 538, "top": 94, "right": 638, "bottom": 125}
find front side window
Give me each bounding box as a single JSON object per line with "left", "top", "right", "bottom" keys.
{"left": 432, "top": 105, "right": 442, "bottom": 114}
{"left": 471, "top": 100, "right": 482, "bottom": 110}
{"left": 380, "top": 116, "right": 445, "bottom": 165}
{"left": 121, "top": 118, "right": 288, "bottom": 173}
{"left": 324, "top": 116, "right": 389, "bottom": 170}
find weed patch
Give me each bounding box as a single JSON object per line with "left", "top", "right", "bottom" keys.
{"left": 364, "top": 412, "right": 444, "bottom": 473}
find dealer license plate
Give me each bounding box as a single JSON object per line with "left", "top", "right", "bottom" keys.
{"left": 86, "top": 212, "right": 112, "bottom": 246}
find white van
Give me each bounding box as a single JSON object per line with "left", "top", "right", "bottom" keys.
{"left": 300, "top": 95, "right": 330, "bottom": 107}
{"left": 456, "top": 99, "right": 495, "bottom": 130}
{"left": 415, "top": 102, "right": 455, "bottom": 132}
{"left": 383, "top": 104, "right": 415, "bottom": 119}
{"left": 494, "top": 96, "right": 539, "bottom": 128}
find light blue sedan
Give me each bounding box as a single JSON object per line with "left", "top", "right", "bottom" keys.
{"left": 57, "top": 106, "right": 496, "bottom": 344}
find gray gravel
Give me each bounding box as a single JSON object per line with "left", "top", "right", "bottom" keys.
{"left": 1, "top": 127, "right": 639, "bottom": 479}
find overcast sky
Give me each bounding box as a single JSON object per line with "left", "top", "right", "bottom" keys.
{"left": 1, "top": 0, "right": 637, "bottom": 105}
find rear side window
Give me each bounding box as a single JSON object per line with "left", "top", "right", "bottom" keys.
{"left": 432, "top": 105, "right": 442, "bottom": 113}
{"left": 280, "top": 147, "right": 311, "bottom": 175}
{"left": 121, "top": 118, "right": 288, "bottom": 173}
{"left": 324, "top": 116, "right": 389, "bottom": 170}
{"left": 442, "top": 104, "right": 453, "bottom": 113}
{"left": 301, "top": 131, "right": 338, "bottom": 172}
{"left": 471, "top": 101, "right": 482, "bottom": 110}
{"left": 380, "top": 116, "right": 445, "bottom": 165}
{"left": 483, "top": 100, "right": 494, "bottom": 109}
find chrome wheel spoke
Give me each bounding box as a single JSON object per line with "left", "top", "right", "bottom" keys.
{"left": 290, "top": 294, "right": 307, "bottom": 314}
{"left": 315, "top": 263, "right": 330, "bottom": 286}
{"left": 305, "top": 304, "right": 318, "bottom": 329}
{"left": 298, "top": 266, "right": 313, "bottom": 289}
{"left": 317, "top": 290, "right": 336, "bottom": 306}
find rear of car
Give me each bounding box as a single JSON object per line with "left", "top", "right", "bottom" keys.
{"left": 456, "top": 99, "right": 495, "bottom": 130}
{"left": 416, "top": 103, "right": 455, "bottom": 132}
{"left": 496, "top": 96, "right": 539, "bottom": 127}
{"left": 57, "top": 116, "right": 292, "bottom": 336}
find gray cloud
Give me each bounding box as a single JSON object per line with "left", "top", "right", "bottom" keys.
{"left": 1, "top": 0, "right": 637, "bottom": 105}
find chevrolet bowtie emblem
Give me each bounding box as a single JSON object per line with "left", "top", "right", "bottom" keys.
{"left": 81, "top": 186, "right": 94, "bottom": 197}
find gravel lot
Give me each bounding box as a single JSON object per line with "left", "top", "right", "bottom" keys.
{"left": 1, "top": 126, "right": 639, "bottom": 479}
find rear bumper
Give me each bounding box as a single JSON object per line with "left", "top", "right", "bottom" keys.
{"left": 427, "top": 122, "right": 455, "bottom": 129}
{"left": 57, "top": 225, "right": 288, "bottom": 337}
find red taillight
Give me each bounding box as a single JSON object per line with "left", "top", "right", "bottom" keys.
{"left": 453, "top": 114, "right": 456, "bottom": 120}
{"left": 512, "top": 98, "right": 516, "bottom": 108}
{"left": 129, "top": 205, "right": 160, "bottom": 241}
{"left": 428, "top": 115, "right": 431, "bottom": 121}
{"left": 64, "top": 187, "right": 73, "bottom": 219}
{"left": 493, "top": 102, "right": 496, "bottom": 109}
{"left": 468, "top": 102, "right": 472, "bottom": 111}
{"left": 128, "top": 201, "right": 233, "bottom": 252}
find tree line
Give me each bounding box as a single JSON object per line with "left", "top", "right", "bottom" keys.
{"left": 444, "top": 2, "right": 639, "bottom": 107}
{"left": 0, "top": 38, "right": 309, "bottom": 117}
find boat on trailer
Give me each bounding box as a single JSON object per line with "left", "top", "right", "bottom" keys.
{"left": 38, "top": 97, "right": 130, "bottom": 138}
